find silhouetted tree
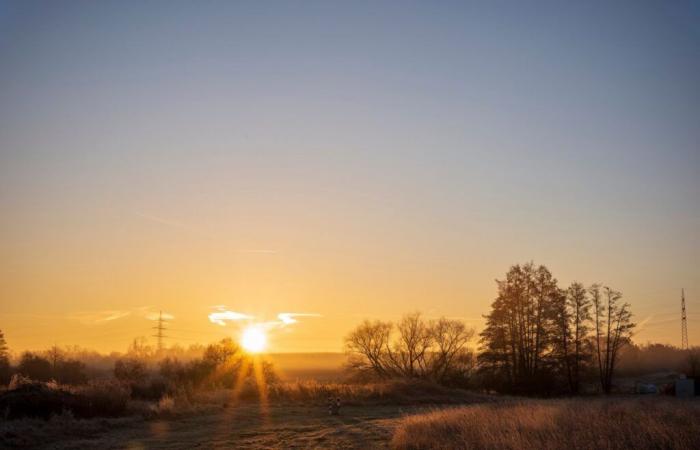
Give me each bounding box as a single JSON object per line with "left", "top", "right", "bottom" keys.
{"left": 18, "top": 352, "right": 52, "bottom": 381}
{"left": 345, "top": 314, "right": 475, "bottom": 385}
{"left": 345, "top": 320, "right": 393, "bottom": 377}
{"left": 569, "top": 282, "right": 592, "bottom": 393}
{"left": 388, "top": 313, "right": 433, "bottom": 378}
{"left": 556, "top": 282, "right": 592, "bottom": 394}
{"left": 478, "top": 263, "right": 560, "bottom": 393}
{"left": 46, "top": 345, "right": 64, "bottom": 373}
{"left": 203, "top": 338, "right": 241, "bottom": 366}
{"left": 0, "top": 329, "right": 7, "bottom": 359}
{"left": 0, "top": 330, "right": 10, "bottom": 385}
{"left": 591, "top": 285, "right": 635, "bottom": 394}
{"left": 429, "top": 318, "right": 475, "bottom": 384}
{"left": 55, "top": 359, "right": 88, "bottom": 385}
{"left": 114, "top": 358, "right": 147, "bottom": 383}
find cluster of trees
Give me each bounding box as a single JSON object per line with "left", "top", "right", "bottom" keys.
{"left": 345, "top": 313, "right": 475, "bottom": 386}
{"left": 0, "top": 331, "right": 275, "bottom": 396}
{"left": 618, "top": 343, "right": 700, "bottom": 377}
{"left": 112, "top": 338, "right": 275, "bottom": 395}
{"left": 479, "top": 263, "right": 635, "bottom": 394}
{"left": 346, "top": 262, "right": 639, "bottom": 395}
{"left": 1, "top": 343, "right": 89, "bottom": 386}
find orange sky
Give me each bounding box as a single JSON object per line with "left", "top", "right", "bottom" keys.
{"left": 1, "top": 2, "right": 698, "bottom": 353}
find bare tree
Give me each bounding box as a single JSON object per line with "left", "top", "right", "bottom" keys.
{"left": 46, "top": 345, "right": 64, "bottom": 373}
{"left": 591, "top": 285, "right": 634, "bottom": 394}
{"left": 389, "top": 313, "right": 433, "bottom": 378}
{"left": 345, "top": 315, "right": 474, "bottom": 384}
{"left": 345, "top": 320, "right": 393, "bottom": 377}
{"left": 567, "top": 282, "right": 591, "bottom": 393}
{"left": 429, "top": 318, "right": 475, "bottom": 383}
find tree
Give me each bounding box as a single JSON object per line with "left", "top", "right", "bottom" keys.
{"left": 551, "top": 282, "right": 596, "bottom": 394}
{"left": 0, "top": 330, "right": 10, "bottom": 385}
{"left": 345, "top": 314, "right": 475, "bottom": 385}
{"left": 18, "top": 352, "right": 52, "bottom": 381}
{"left": 0, "top": 329, "right": 7, "bottom": 359}
{"left": 429, "top": 318, "right": 475, "bottom": 384}
{"left": 46, "top": 345, "right": 64, "bottom": 372}
{"left": 591, "top": 285, "right": 634, "bottom": 394}
{"left": 114, "top": 358, "right": 147, "bottom": 383}
{"left": 389, "top": 313, "right": 433, "bottom": 378}
{"left": 552, "top": 287, "right": 572, "bottom": 391}
{"left": 563, "top": 282, "right": 591, "bottom": 394}
{"left": 203, "top": 338, "right": 241, "bottom": 366}
{"left": 345, "top": 320, "right": 393, "bottom": 378}
{"left": 55, "top": 359, "right": 88, "bottom": 385}
{"left": 478, "top": 263, "right": 560, "bottom": 393}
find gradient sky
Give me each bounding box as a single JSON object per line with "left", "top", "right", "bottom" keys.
{"left": 1, "top": 1, "right": 699, "bottom": 353}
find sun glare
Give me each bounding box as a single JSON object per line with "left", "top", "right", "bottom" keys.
{"left": 241, "top": 326, "right": 267, "bottom": 353}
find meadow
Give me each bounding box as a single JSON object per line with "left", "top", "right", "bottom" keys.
{"left": 2, "top": 380, "right": 698, "bottom": 449}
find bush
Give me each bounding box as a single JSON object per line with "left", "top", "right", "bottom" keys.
{"left": 17, "top": 353, "right": 52, "bottom": 382}
{"left": 0, "top": 378, "right": 129, "bottom": 420}
{"left": 114, "top": 358, "right": 147, "bottom": 382}
{"left": 129, "top": 377, "right": 169, "bottom": 401}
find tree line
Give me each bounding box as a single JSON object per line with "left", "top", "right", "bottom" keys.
{"left": 346, "top": 262, "right": 637, "bottom": 395}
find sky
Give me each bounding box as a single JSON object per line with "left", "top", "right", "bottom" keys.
{"left": 0, "top": 1, "right": 698, "bottom": 353}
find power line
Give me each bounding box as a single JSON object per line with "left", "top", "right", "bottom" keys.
{"left": 681, "top": 289, "right": 688, "bottom": 350}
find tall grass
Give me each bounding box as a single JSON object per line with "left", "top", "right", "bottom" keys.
{"left": 391, "top": 398, "right": 700, "bottom": 450}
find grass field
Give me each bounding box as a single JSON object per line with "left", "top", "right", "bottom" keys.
{"left": 2, "top": 387, "right": 698, "bottom": 449}
{"left": 392, "top": 397, "right": 700, "bottom": 450}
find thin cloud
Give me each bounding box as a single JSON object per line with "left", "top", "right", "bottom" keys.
{"left": 68, "top": 306, "right": 174, "bottom": 325}
{"left": 68, "top": 309, "right": 133, "bottom": 325}
{"left": 145, "top": 312, "right": 175, "bottom": 321}
{"left": 277, "top": 313, "right": 321, "bottom": 325}
{"left": 208, "top": 308, "right": 320, "bottom": 328}
{"left": 208, "top": 309, "right": 254, "bottom": 326}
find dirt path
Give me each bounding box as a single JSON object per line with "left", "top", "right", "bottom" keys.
{"left": 47, "top": 405, "right": 412, "bottom": 449}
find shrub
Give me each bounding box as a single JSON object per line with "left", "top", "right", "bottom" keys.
{"left": 0, "top": 379, "right": 129, "bottom": 420}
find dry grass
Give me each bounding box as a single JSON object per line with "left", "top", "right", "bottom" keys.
{"left": 391, "top": 397, "right": 700, "bottom": 450}
{"left": 188, "top": 379, "right": 493, "bottom": 407}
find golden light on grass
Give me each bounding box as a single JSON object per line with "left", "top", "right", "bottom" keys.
{"left": 241, "top": 326, "right": 267, "bottom": 353}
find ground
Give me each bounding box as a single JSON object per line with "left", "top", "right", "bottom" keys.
{"left": 42, "top": 405, "right": 411, "bottom": 450}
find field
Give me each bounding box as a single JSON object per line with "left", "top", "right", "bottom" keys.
{"left": 2, "top": 386, "right": 699, "bottom": 449}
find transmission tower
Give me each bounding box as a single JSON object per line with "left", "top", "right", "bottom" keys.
{"left": 681, "top": 289, "right": 688, "bottom": 350}
{"left": 152, "top": 311, "right": 167, "bottom": 351}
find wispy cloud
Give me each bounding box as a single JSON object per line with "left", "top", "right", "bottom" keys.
{"left": 208, "top": 308, "right": 320, "bottom": 328}
{"left": 68, "top": 306, "right": 174, "bottom": 325}
{"left": 277, "top": 313, "right": 321, "bottom": 325}
{"left": 68, "top": 309, "right": 133, "bottom": 324}
{"left": 145, "top": 311, "right": 175, "bottom": 321}
{"left": 635, "top": 315, "right": 654, "bottom": 334}
{"left": 208, "top": 309, "right": 254, "bottom": 326}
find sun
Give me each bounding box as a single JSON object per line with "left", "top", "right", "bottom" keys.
{"left": 241, "top": 326, "right": 267, "bottom": 353}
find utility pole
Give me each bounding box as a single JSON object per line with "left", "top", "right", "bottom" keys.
{"left": 681, "top": 289, "right": 688, "bottom": 350}
{"left": 152, "top": 311, "right": 167, "bottom": 352}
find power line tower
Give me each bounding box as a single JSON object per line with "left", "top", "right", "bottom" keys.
{"left": 152, "top": 311, "right": 167, "bottom": 352}
{"left": 681, "top": 289, "right": 688, "bottom": 350}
